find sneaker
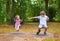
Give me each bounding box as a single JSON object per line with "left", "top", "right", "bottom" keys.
{"left": 36, "top": 32, "right": 39, "bottom": 35}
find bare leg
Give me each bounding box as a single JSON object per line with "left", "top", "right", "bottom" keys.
{"left": 44, "top": 28, "right": 47, "bottom": 35}
{"left": 36, "top": 28, "right": 41, "bottom": 35}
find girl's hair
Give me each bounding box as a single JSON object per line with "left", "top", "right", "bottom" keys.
{"left": 40, "top": 11, "right": 46, "bottom": 15}
{"left": 15, "top": 15, "right": 20, "bottom": 19}
{"left": 15, "top": 15, "right": 19, "bottom": 17}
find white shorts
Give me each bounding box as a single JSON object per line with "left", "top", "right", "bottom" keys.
{"left": 38, "top": 24, "right": 48, "bottom": 28}
{"left": 15, "top": 25, "right": 20, "bottom": 30}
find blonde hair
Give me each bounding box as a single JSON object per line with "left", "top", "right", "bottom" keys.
{"left": 15, "top": 15, "right": 20, "bottom": 19}
{"left": 40, "top": 11, "right": 46, "bottom": 15}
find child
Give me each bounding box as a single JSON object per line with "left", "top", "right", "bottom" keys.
{"left": 29, "top": 11, "right": 49, "bottom": 35}
{"left": 14, "top": 15, "right": 22, "bottom": 32}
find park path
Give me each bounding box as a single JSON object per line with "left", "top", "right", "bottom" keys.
{"left": 0, "top": 32, "right": 53, "bottom": 41}
{"left": 0, "top": 23, "right": 55, "bottom": 41}
{"left": 10, "top": 32, "right": 44, "bottom": 41}
{"left": 11, "top": 36, "right": 43, "bottom": 41}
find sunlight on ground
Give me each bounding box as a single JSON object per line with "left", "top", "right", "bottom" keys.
{"left": 0, "top": 22, "right": 60, "bottom": 41}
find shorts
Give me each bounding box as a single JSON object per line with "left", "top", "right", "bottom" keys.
{"left": 38, "top": 24, "right": 48, "bottom": 28}
{"left": 15, "top": 25, "right": 20, "bottom": 30}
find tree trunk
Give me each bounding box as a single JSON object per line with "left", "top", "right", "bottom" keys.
{"left": 11, "top": 0, "right": 15, "bottom": 24}
{"left": 6, "top": 0, "right": 11, "bottom": 23}
{"left": 45, "top": 0, "right": 49, "bottom": 14}
{"left": 11, "top": 0, "right": 15, "bottom": 18}
{"left": 6, "top": 0, "right": 10, "bottom": 15}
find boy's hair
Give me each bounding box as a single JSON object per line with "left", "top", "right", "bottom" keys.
{"left": 40, "top": 11, "right": 46, "bottom": 15}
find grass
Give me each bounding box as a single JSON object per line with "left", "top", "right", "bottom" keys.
{"left": 0, "top": 22, "right": 60, "bottom": 41}
{"left": 43, "top": 22, "right": 60, "bottom": 41}
{"left": 43, "top": 38, "right": 60, "bottom": 41}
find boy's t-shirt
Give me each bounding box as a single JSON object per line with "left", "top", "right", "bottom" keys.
{"left": 36, "top": 15, "right": 49, "bottom": 25}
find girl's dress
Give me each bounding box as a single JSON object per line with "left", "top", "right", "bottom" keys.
{"left": 14, "top": 19, "right": 22, "bottom": 30}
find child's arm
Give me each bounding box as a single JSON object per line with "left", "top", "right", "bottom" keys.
{"left": 47, "top": 16, "right": 49, "bottom": 21}
{"left": 20, "top": 19, "right": 22, "bottom": 23}
{"left": 20, "top": 19, "right": 23, "bottom": 24}
{"left": 28, "top": 16, "right": 39, "bottom": 20}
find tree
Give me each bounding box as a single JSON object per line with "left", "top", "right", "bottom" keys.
{"left": 6, "top": 0, "right": 10, "bottom": 16}
{"left": 55, "top": 0, "right": 60, "bottom": 21}
{"left": 0, "top": 0, "right": 7, "bottom": 24}
{"left": 44, "top": 0, "right": 49, "bottom": 14}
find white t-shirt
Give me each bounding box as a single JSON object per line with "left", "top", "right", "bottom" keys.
{"left": 36, "top": 15, "right": 49, "bottom": 25}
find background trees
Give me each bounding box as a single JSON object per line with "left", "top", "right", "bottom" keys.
{"left": 54, "top": 0, "right": 60, "bottom": 21}
{"left": 0, "top": 0, "right": 60, "bottom": 24}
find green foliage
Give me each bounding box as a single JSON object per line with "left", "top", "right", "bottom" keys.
{"left": 54, "top": 0, "right": 60, "bottom": 21}
{"left": 0, "top": 0, "right": 60, "bottom": 24}
{"left": 48, "top": 5, "right": 57, "bottom": 21}
{"left": 0, "top": 0, "right": 7, "bottom": 24}
{"left": 54, "top": 11, "right": 60, "bottom": 21}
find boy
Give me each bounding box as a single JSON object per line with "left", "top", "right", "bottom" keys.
{"left": 29, "top": 11, "right": 49, "bottom": 35}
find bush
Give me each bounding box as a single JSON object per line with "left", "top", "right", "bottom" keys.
{"left": 54, "top": 11, "right": 60, "bottom": 22}
{"left": 48, "top": 6, "right": 57, "bottom": 21}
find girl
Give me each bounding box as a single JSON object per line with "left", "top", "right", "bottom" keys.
{"left": 29, "top": 11, "right": 49, "bottom": 35}
{"left": 14, "top": 15, "right": 22, "bottom": 32}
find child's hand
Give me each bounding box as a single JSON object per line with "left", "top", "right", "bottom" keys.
{"left": 28, "top": 18, "right": 32, "bottom": 20}
{"left": 28, "top": 17, "right": 36, "bottom": 20}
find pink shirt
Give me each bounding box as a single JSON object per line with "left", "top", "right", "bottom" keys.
{"left": 14, "top": 19, "right": 22, "bottom": 26}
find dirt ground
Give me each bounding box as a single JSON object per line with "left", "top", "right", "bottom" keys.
{"left": 0, "top": 22, "right": 60, "bottom": 41}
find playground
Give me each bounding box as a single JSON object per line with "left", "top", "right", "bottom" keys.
{"left": 0, "top": 0, "right": 60, "bottom": 41}
{"left": 0, "top": 22, "right": 60, "bottom": 41}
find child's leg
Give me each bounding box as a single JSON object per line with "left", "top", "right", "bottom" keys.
{"left": 15, "top": 25, "right": 19, "bottom": 32}
{"left": 44, "top": 28, "right": 47, "bottom": 32}
{"left": 44, "top": 24, "right": 48, "bottom": 35}
{"left": 44, "top": 28, "right": 48, "bottom": 35}
{"left": 36, "top": 25, "right": 42, "bottom": 35}
{"left": 36, "top": 28, "right": 41, "bottom": 35}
